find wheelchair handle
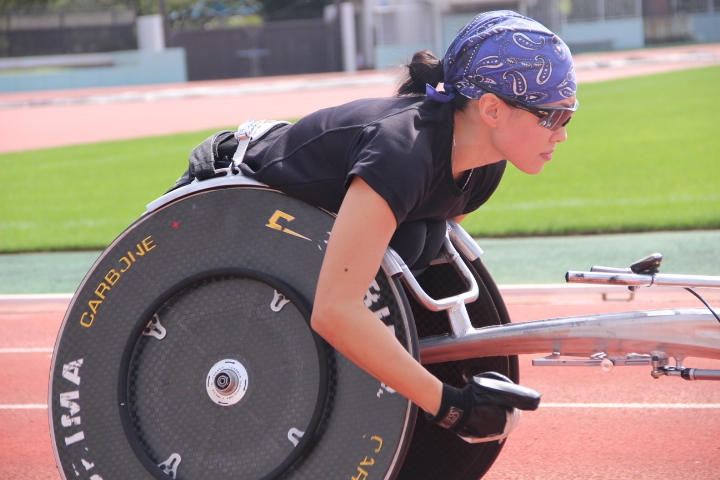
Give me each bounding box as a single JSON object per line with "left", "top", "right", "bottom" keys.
{"left": 382, "top": 221, "right": 480, "bottom": 338}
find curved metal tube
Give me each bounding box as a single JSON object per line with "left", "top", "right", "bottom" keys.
{"left": 386, "top": 235, "right": 480, "bottom": 338}
{"left": 391, "top": 239, "right": 479, "bottom": 312}
{"left": 419, "top": 308, "right": 720, "bottom": 364}
{"left": 447, "top": 220, "right": 483, "bottom": 261}
{"left": 147, "top": 175, "right": 267, "bottom": 212}
{"left": 381, "top": 224, "right": 482, "bottom": 338}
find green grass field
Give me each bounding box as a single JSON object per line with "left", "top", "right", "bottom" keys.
{"left": 463, "top": 65, "right": 720, "bottom": 237}
{"left": 1, "top": 66, "right": 719, "bottom": 252}
{"left": 0, "top": 130, "right": 221, "bottom": 252}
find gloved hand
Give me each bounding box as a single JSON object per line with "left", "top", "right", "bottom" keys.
{"left": 167, "top": 130, "right": 240, "bottom": 192}
{"left": 188, "top": 130, "right": 239, "bottom": 181}
{"left": 426, "top": 372, "right": 541, "bottom": 443}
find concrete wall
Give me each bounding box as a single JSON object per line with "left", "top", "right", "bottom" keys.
{"left": 373, "top": 2, "right": 435, "bottom": 70}
{"left": 375, "top": 42, "right": 434, "bottom": 70}
{"left": 371, "top": 6, "right": 716, "bottom": 71}
{"left": 442, "top": 13, "right": 476, "bottom": 51}
{"left": 691, "top": 13, "right": 720, "bottom": 43}
{"left": 558, "top": 17, "right": 645, "bottom": 51}
{"left": 442, "top": 13, "right": 646, "bottom": 55}
{"left": 0, "top": 48, "right": 186, "bottom": 93}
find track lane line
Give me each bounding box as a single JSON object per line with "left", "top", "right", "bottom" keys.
{"left": 542, "top": 403, "right": 720, "bottom": 408}
{"left": 0, "top": 404, "right": 48, "bottom": 409}
{"left": 0, "top": 348, "right": 53, "bottom": 353}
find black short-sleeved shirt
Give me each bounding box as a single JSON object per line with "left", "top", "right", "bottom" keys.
{"left": 241, "top": 96, "right": 506, "bottom": 225}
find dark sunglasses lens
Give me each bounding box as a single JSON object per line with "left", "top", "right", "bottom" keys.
{"left": 539, "top": 109, "right": 574, "bottom": 130}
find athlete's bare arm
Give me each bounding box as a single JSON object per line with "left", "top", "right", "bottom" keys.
{"left": 311, "top": 176, "right": 443, "bottom": 416}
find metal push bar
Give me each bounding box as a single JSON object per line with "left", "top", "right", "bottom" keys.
{"left": 567, "top": 270, "right": 720, "bottom": 289}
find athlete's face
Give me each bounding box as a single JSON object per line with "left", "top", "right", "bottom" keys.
{"left": 494, "top": 96, "right": 576, "bottom": 175}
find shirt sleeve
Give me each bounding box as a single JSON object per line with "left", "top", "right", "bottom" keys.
{"left": 462, "top": 161, "right": 507, "bottom": 214}
{"left": 345, "top": 121, "right": 434, "bottom": 225}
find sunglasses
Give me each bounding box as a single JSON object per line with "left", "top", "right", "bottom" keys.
{"left": 466, "top": 79, "right": 579, "bottom": 131}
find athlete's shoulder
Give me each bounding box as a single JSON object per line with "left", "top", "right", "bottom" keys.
{"left": 305, "top": 96, "right": 446, "bottom": 128}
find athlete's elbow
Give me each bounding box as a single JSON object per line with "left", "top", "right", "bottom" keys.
{"left": 310, "top": 302, "right": 342, "bottom": 342}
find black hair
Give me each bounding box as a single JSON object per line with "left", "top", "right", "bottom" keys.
{"left": 395, "top": 50, "right": 470, "bottom": 111}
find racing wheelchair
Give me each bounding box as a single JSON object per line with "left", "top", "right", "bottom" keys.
{"left": 49, "top": 171, "right": 720, "bottom": 480}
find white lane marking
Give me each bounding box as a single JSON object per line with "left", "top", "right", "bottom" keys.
{"left": 542, "top": 403, "right": 720, "bottom": 409}
{"left": 645, "top": 310, "right": 676, "bottom": 317}
{"left": 0, "top": 404, "right": 48, "bottom": 409}
{"left": 0, "top": 294, "right": 73, "bottom": 301}
{"left": 0, "top": 348, "right": 53, "bottom": 353}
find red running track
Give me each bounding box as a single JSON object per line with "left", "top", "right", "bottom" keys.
{"left": 2, "top": 289, "right": 719, "bottom": 480}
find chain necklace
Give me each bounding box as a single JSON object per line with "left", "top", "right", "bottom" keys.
{"left": 452, "top": 130, "right": 474, "bottom": 190}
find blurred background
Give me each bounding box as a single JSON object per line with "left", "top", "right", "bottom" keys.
{"left": 1, "top": 0, "right": 719, "bottom": 89}
{"left": 0, "top": 0, "right": 718, "bottom": 290}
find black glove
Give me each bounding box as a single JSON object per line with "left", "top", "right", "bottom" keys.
{"left": 167, "top": 130, "right": 240, "bottom": 193}
{"left": 427, "top": 372, "right": 541, "bottom": 443}
{"left": 189, "top": 130, "right": 239, "bottom": 181}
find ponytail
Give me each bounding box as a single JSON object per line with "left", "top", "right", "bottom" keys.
{"left": 396, "top": 50, "right": 444, "bottom": 96}
{"left": 395, "top": 49, "right": 470, "bottom": 111}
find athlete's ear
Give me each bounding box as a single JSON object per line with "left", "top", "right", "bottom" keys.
{"left": 477, "top": 94, "right": 502, "bottom": 128}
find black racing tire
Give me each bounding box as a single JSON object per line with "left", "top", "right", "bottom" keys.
{"left": 49, "top": 186, "right": 419, "bottom": 480}
{"left": 396, "top": 256, "right": 518, "bottom": 480}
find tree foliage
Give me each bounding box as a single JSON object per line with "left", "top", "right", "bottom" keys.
{"left": 0, "top": 0, "right": 135, "bottom": 13}
{"left": 0, "top": 0, "right": 51, "bottom": 12}
{"left": 0, "top": 0, "right": 328, "bottom": 20}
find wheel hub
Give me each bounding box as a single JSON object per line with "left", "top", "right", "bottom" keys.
{"left": 206, "top": 359, "right": 248, "bottom": 406}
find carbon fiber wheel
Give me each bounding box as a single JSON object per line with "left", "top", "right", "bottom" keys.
{"left": 49, "top": 186, "right": 418, "bottom": 480}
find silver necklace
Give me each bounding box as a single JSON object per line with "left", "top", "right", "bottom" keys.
{"left": 452, "top": 130, "right": 474, "bottom": 190}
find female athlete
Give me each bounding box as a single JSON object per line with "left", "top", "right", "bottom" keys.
{"left": 177, "top": 10, "right": 578, "bottom": 442}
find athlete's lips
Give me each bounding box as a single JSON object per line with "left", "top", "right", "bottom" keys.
{"left": 540, "top": 149, "right": 555, "bottom": 161}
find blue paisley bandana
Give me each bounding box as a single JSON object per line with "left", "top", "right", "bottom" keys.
{"left": 427, "top": 10, "right": 576, "bottom": 105}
